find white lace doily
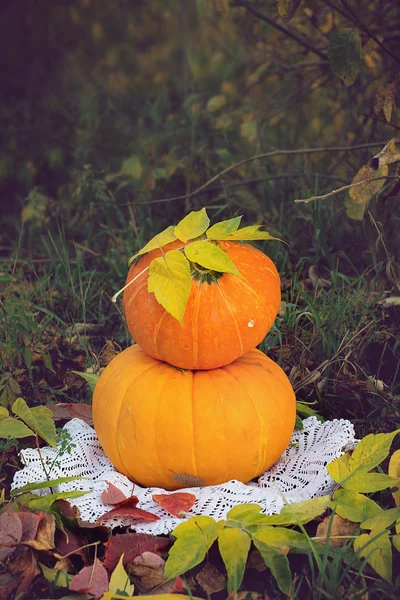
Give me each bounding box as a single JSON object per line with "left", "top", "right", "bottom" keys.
{"left": 12, "top": 417, "right": 356, "bottom": 535}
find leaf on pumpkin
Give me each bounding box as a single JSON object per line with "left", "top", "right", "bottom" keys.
{"left": 174, "top": 208, "right": 210, "bottom": 242}
{"left": 152, "top": 492, "right": 197, "bottom": 517}
{"left": 206, "top": 216, "right": 242, "bottom": 239}
{"left": 251, "top": 535, "right": 292, "bottom": 595}
{"left": 164, "top": 516, "right": 224, "bottom": 580}
{"left": 330, "top": 489, "right": 383, "bottom": 523}
{"left": 369, "top": 139, "right": 400, "bottom": 170}
{"left": 69, "top": 559, "right": 109, "bottom": 597}
{"left": 214, "top": 224, "right": 281, "bottom": 242}
{"left": 12, "top": 397, "right": 57, "bottom": 447}
{"left": 128, "top": 226, "right": 177, "bottom": 265}
{"left": 98, "top": 496, "right": 159, "bottom": 524}
{"left": 374, "top": 82, "right": 398, "bottom": 123}
{"left": 328, "top": 28, "right": 361, "bottom": 87}
{"left": 148, "top": 250, "right": 192, "bottom": 325}
{"left": 101, "top": 482, "right": 127, "bottom": 505}
{"left": 354, "top": 528, "right": 392, "bottom": 583}
{"left": 218, "top": 528, "right": 251, "bottom": 593}
{"left": 71, "top": 371, "right": 99, "bottom": 393}
{"left": 108, "top": 554, "right": 134, "bottom": 597}
{"left": 276, "top": 0, "right": 302, "bottom": 21}
{"left": 0, "top": 417, "right": 34, "bottom": 440}
{"left": 104, "top": 532, "right": 170, "bottom": 571}
{"left": 184, "top": 241, "right": 241, "bottom": 276}
{"left": 389, "top": 449, "right": 400, "bottom": 507}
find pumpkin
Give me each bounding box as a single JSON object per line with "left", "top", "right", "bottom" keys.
{"left": 92, "top": 345, "right": 296, "bottom": 490}
{"left": 123, "top": 240, "right": 281, "bottom": 370}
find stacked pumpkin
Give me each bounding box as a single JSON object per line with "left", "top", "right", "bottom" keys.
{"left": 93, "top": 209, "right": 296, "bottom": 490}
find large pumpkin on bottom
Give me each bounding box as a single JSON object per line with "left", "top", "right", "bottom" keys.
{"left": 93, "top": 345, "right": 296, "bottom": 490}
{"left": 123, "top": 240, "right": 281, "bottom": 370}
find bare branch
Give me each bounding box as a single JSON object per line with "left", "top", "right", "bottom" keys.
{"left": 294, "top": 176, "right": 399, "bottom": 204}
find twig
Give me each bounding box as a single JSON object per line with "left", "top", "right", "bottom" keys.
{"left": 127, "top": 140, "right": 397, "bottom": 206}
{"left": 294, "top": 176, "right": 399, "bottom": 204}
{"left": 234, "top": 1, "right": 328, "bottom": 61}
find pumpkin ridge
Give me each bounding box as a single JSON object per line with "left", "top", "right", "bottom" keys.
{"left": 124, "top": 277, "right": 147, "bottom": 310}
{"left": 191, "top": 282, "right": 202, "bottom": 367}
{"left": 219, "top": 365, "right": 267, "bottom": 477}
{"left": 215, "top": 281, "right": 244, "bottom": 356}
{"left": 233, "top": 275, "right": 275, "bottom": 324}
{"left": 153, "top": 311, "right": 166, "bottom": 355}
{"left": 203, "top": 369, "right": 230, "bottom": 482}
{"left": 117, "top": 361, "right": 166, "bottom": 480}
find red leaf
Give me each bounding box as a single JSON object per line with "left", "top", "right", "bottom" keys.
{"left": 104, "top": 532, "right": 170, "bottom": 571}
{"left": 69, "top": 558, "right": 108, "bottom": 596}
{"left": 98, "top": 495, "right": 159, "bottom": 524}
{"left": 18, "top": 510, "right": 41, "bottom": 542}
{"left": 0, "top": 505, "right": 23, "bottom": 562}
{"left": 55, "top": 527, "right": 88, "bottom": 565}
{"left": 152, "top": 492, "right": 197, "bottom": 517}
{"left": 100, "top": 482, "right": 127, "bottom": 505}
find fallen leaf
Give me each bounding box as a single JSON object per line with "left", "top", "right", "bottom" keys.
{"left": 380, "top": 296, "right": 400, "bottom": 309}
{"left": 0, "top": 572, "right": 19, "bottom": 600}
{"left": 24, "top": 512, "right": 55, "bottom": 551}
{"left": 130, "top": 551, "right": 177, "bottom": 594}
{"left": 104, "top": 532, "right": 170, "bottom": 571}
{"left": 69, "top": 559, "right": 109, "bottom": 596}
{"left": 18, "top": 510, "right": 41, "bottom": 542}
{"left": 47, "top": 403, "right": 93, "bottom": 426}
{"left": 0, "top": 505, "right": 23, "bottom": 561}
{"left": 195, "top": 562, "right": 227, "bottom": 594}
{"left": 98, "top": 496, "right": 159, "bottom": 524}
{"left": 247, "top": 548, "right": 267, "bottom": 572}
{"left": 55, "top": 527, "right": 89, "bottom": 566}
{"left": 101, "top": 482, "right": 127, "bottom": 505}
{"left": 316, "top": 514, "right": 358, "bottom": 547}
{"left": 8, "top": 548, "right": 39, "bottom": 595}
{"left": 152, "top": 492, "right": 197, "bottom": 517}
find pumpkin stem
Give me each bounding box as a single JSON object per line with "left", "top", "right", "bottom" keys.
{"left": 112, "top": 265, "right": 149, "bottom": 303}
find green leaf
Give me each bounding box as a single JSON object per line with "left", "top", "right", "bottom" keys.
{"left": 24, "top": 490, "right": 91, "bottom": 511}
{"left": 252, "top": 535, "right": 292, "bottom": 594}
{"left": 249, "top": 526, "right": 310, "bottom": 551}
{"left": 328, "top": 28, "right": 361, "bottom": 87}
{"left": 72, "top": 371, "right": 100, "bottom": 393}
{"left": 206, "top": 216, "right": 242, "bottom": 239}
{"left": 120, "top": 155, "right": 143, "bottom": 180}
{"left": 207, "top": 94, "right": 227, "bottom": 112}
{"left": 0, "top": 416, "right": 34, "bottom": 439}
{"left": 243, "top": 496, "right": 329, "bottom": 528}
{"left": 330, "top": 489, "right": 383, "bottom": 523}
{"left": 128, "top": 226, "right": 177, "bottom": 265}
{"left": 11, "top": 476, "right": 85, "bottom": 497}
{"left": 389, "top": 449, "right": 400, "bottom": 507}
{"left": 164, "top": 516, "right": 224, "bottom": 580}
{"left": 40, "top": 563, "right": 72, "bottom": 588}
{"left": 226, "top": 503, "right": 263, "bottom": 523}
{"left": 148, "top": 250, "right": 192, "bottom": 325}
{"left": 328, "top": 431, "right": 399, "bottom": 491}
{"left": 174, "top": 208, "right": 210, "bottom": 242}
{"left": 184, "top": 241, "right": 241, "bottom": 276}
{"left": 12, "top": 397, "right": 57, "bottom": 447}
{"left": 0, "top": 407, "right": 9, "bottom": 420}
{"left": 296, "top": 401, "right": 324, "bottom": 421}
{"left": 345, "top": 199, "right": 367, "bottom": 220}
{"left": 354, "top": 528, "right": 392, "bottom": 583}
{"left": 339, "top": 472, "right": 400, "bottom": 493}
{"left": 213, "top": 224, "right": 281, "bottom": 242}
{"left": 108, "top": 554, "right": 134, "bottom": 596}
{"left": 218, "top": 528, "right": 251, "bottom": 593}
{"left": 361, "top": 508, "right": 400, "bottom": 532}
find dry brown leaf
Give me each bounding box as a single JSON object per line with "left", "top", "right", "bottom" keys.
{"left": 369, "top": 139, "right": 400, "bottom": 170}
{"left": 195, "top": 562, "right": 226, "bottom": 594}
{"left": 374, "top": 81, "right": 397, "bottom": 122}
{"left": 316, "top": 514, "right": 358, "bottom": 547}
{"left": 247, "top": 548, "right": 267, "bottom": 572}
{"left": 349, "top": 164, "right": 388, "bottom": 205}
{"left": 24, "top": 512, "right": 55, "bottom": 551}
{"left": 388, "top": 449, "right": 400, "bottom": 507}
{"left": 130, "top": 551, "right": 175, "bottom": 594}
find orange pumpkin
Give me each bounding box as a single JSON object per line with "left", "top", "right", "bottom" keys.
{"left": 93, "top": 345, "right": 296, "bottom": 490}
{"left": 123, "top": 240, "right": 281, "bottom": 370}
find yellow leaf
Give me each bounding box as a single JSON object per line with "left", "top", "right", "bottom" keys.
{"left": 276, "top": 0, "right": 302, "bottom": 21}
{"left": 184, "top": 241, "right": 241, "bottom": 276}
{"left": 349, "top": 164, "right": 388, "bottom": 205}
{"left": 207, "top": 94, "right": 227, "bottom": 112}
{"left": 174, "top": 208, "right": 210, "bottom": 243}
{"left": 374, "top": 81, "right": 397, "bottom": 123}
{"left": 148, "top": 250, "right": 192, "bottom": 325}
{"left": 108, "top": 554, "right": 134, "bottom": 597}
{"left": 389, "top": 449, "right": 400, "bottom": 507}
{"left": 128, "top": 226, "right": 177, "bottom": 265}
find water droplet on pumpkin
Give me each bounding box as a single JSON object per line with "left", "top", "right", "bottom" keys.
{"left": 248, "top": 320, "right": 255, "bottom": 328}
